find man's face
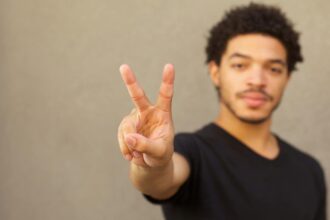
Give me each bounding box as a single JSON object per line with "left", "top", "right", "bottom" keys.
{"left": 210, "top": 34, "right": 290, "bottom": 124}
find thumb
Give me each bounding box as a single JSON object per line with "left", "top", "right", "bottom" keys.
{"left": 125, "top": 133, "right": 165, "bottom": 157}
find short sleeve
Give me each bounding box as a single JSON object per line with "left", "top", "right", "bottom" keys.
{"left": 144, "top": 133, "right": 200, "bottom": 204}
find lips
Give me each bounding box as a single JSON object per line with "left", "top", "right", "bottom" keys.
{"left": 241, "top": 92, "right": 268, "bottom": 108}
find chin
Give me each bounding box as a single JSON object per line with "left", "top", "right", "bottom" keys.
{"left": 223, "top": 99, "right": 275, "bottom": 125}
{"left": 236, "top": 110, "right": 272, "bottom": 124}
{"left": 237, "top": 116, "right": 270, "bottom": 125}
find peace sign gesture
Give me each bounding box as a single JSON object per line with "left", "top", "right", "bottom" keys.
{"left": 118, "top": 64, "right": 175, "bottom": 168}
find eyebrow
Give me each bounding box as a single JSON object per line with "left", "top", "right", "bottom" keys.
{"left": 268, "top": 59, "right": 287, "bottom": 67}
{"left": 229, "top": 53, "right": 252, "bottom": 60}
{"left": 228, "top": 52, "right": 287, "bottom": 67}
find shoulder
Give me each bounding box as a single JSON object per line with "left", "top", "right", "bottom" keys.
{"left": 173, "top": 132, "right": 201, "bottom": 161}
{"left": 173, "top": 124, "right": 216, "bottom": 164}
{"left": 278, "top": 136, "right": 325, "bottom": 183}
{"left": 174, "top": 123, "right": 219, "bottom": 144}
{"left": 174, "top": 123, "right": 217, "bottom": 150}
{"left": 279, "top": 137, "right": 321, "bottom": 166}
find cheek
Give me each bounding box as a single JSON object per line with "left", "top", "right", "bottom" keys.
{"left": 270, "top": 81, "right": 288, "bottom": 101}
{"left": 219, "top": 77, "right": 241, "bottom": 100}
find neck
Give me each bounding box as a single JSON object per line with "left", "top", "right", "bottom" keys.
{"left": 214, "top": 104, "right": 278, "bottom": 159}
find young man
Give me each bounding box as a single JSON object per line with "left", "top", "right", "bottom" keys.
{"left": 118, "top": 3, "right": 326, "bottom": 220}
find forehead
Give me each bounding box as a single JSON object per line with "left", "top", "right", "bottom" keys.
{"left": 223, "top": 34, "right": 287, "bottom": 62}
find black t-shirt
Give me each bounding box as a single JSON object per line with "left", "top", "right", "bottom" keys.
{"left": 145, "top": 123, "right": 327, "bottom": 220}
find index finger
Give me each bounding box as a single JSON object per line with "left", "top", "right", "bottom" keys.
{"left": 120, "top": 64, "right": 151, "bottom": 112}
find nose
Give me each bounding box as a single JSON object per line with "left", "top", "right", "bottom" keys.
{"left": 246, "top": 65, "right": 267, "bottom": 88}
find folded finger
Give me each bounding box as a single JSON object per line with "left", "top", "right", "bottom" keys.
{"left": 118, "top": 117, "right": 137, "bottom": 160}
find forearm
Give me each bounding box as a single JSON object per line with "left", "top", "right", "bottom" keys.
{"left": 129, "top": 158, "right": 178, "bottom": 200}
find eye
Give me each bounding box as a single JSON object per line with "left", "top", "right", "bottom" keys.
{"left": 231, "top": 63, "right": 246, "bottom": 70}
{"left": 270, "top": 67, "right": 283, "bottom": 74}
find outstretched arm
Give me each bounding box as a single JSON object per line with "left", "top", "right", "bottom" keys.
{"left": 118, "top": 64, "right": 190, "bottom": 199}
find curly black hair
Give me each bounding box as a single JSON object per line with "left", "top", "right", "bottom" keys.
{"left": 205, "top": 3, "right": 303, "bottom": 73}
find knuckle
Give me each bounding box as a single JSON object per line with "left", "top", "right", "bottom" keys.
{"left": 133, "top": 136, "right": 146, "bottom": 151}
{"left": 119, "top": 117, "right": 135, "bottom": 132}
{"left": 118, "top": 140, "right": 130, "bottom": 154}
{"left": 130, "top": 108, "right": 137, "bottom": 114}
{"left": 129, "top": 87, "right": 145, "bottom": 99}
{"left": 159, "top": 91, "right": 172, "bottom": 100}
{"left": 121, "top": 123, "right": 131, "bottom": 133}
{"left": 131, "top": 95, "right": 145, "bottom": 102}
{"left": 118, "top": 116, "right": 129, "bottom": 130}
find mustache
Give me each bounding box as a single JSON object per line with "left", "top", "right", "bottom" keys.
{"left": 237, "top": 89, "right": 274, "bottom": 101}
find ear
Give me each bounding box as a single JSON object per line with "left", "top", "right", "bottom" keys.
{"left": 208, "top": 61, "right": 220, "bottom": 87}
{"left": 283, "top": 71, "right": 291, "bottom": 87}
{"left": 287, "top": 73, "right": 291, "bottom": 82}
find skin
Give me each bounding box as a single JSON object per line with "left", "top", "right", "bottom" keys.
{"left": 118, "top": 33, "right": 291, "bottom": 199}
{"left": 210, "top": 34, "right": 290, "bottom": 159}
{"left": 118, "top": 64, "right": 189, "bottom": 199}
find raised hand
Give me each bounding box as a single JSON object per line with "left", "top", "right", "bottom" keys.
{"left": 118, "top": 64, "right": 175, "bottom": 168}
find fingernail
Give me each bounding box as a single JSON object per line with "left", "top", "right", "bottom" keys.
{"left": 124, "top": 154, "right": 132, "bottom": 161}
{"left": 119, "top": 64, "right": 128, "bottom": 73}
{"left": 126, "top": 136, "right": 136, "bottom": 148}
{"left": 132, "top": 151, "right": 142, "bottom": 158}
{"left": 165, "top": 63, "right": 173, "bottom": 71}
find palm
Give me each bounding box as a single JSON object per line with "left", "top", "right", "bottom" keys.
{"left": 135, "top": 107, "right": 172, "bottom": 166}
{"left": 138, "top": 108, "right": 171, "bottom": 138}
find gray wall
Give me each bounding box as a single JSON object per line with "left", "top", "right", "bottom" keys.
{"left": 1, "top": 0, "right": 329, "bottom": 219}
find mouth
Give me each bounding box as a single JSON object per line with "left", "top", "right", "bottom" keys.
{"left": 240, "top": 93, "right": 269, "bottom": 108}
